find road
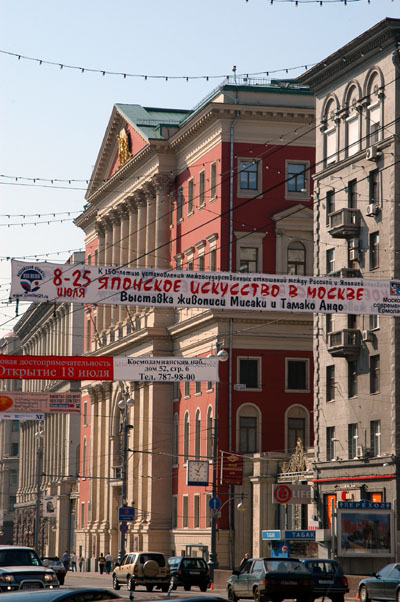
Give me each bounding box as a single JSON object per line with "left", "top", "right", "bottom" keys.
{"left": 62, "top": 571, "right": 226, "bottom": 600}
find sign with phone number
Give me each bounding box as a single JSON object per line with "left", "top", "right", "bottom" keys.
{"left": 114, "top": 356, "right": 218, "bottom": 382}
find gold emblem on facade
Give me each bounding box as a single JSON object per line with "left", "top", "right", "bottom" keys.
{"left": 117, "top": 127, "right": 131, "bottom": 166}
{"left": 281, "top": 437, "right": 308, "bottom": 473}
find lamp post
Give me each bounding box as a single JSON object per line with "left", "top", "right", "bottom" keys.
{"left": 209, "top": 342, "right": 229, "bottom": 583}
{"left": 117, "top": 386, "right": 134, "bottom": 562}
{"left": 34, "top": 423, "right": 44, "bottom": 552}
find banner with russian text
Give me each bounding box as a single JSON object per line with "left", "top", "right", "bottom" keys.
{"left": 0, "top": 391, "right": 81, "bottom": 419}
{"left": 10, "top": 260, "right": 400, "bottom": 316}
{"left": 114, "top": 356, "right": 218, "bottom": 382}
{"left": 0, "top": 355, "right": 113, "bottom": 381}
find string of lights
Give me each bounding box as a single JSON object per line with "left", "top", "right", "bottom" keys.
{"left": 0, "top": 211, "right": 80, "bottom": 218}
{"left": 259, "top": 0, "right": 379, "bottom": 4}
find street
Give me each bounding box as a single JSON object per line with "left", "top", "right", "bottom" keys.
{"left": 62, "top": 572, "right": 227, "bottom": 600}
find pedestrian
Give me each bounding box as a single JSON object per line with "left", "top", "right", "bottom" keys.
{"left": 105, "top": 552, "right": 113, "bottom": 575}
{"left": 239, "top": 553, "right": 250, "bottom": 570}
{"left": 98, "top": 553, "right": 106, "bottom": 575}
{"left": 79, "top": 556, "right": 84, "bottom": 572}
{"left": 62, "top": 550, "right": 70, "bottom": 572}
{"left": 71, "top": 551, "right": 77, "bottom": 572}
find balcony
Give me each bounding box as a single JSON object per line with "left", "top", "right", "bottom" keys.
{"left": 328, "top": 208, "right": 360, "bottom": 238}
{"left": 328, "top": 329, "right": 361, "bottom": 357}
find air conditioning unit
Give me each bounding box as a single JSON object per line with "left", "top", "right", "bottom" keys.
{"left": 362, "top": 330, "right": 373, "bottom": 342}
{"left": 366, "top": 145, "right": 381, "bottom": 161}
{"left": 349, "top": 249, "right": 359, "bottom": 261}
{"left": 366, "top": 203, "right": 379, "bottom": 217}
{"left": 349, "top": 238, "right": 359, "bottom": 250}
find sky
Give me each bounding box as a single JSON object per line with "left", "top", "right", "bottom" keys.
{"left": 0, "top": 0, "right": 399, "bottom": 337}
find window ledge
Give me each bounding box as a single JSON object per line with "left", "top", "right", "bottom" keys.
{"left": 285, "top": 388, "right": 310, "bottom": 393}
{"left": 194, "top": 392, "right": 202, "bottom": 397}
{"left": 187, "top": 210, "right": 194, "bottom": 217}
{"left": 236, "top": 386, "right": 262, "bottom": 392}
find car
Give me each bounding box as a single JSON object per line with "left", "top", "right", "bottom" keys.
{"left": 226, "top": 557, "right": 314, "bottom": 602}
{"left": 41, "top": 556, "right": 67, "bottom": 585}
{"left": 168, "top": 556, "right": 210, "bottom": 591}
{"left": 112, "top": 551, "right": 170, "bottom": 592}
{"left": 0, "top": 545, "right": 59, "bottom": 592}
{"left": 0, "top": 587, "right": 121, "bottom": 600}
{"left": 300, "top": 558, "right": 349, "bottom": 602}
{"left": 358, "top": 563, "right": 400, "bottom": 602}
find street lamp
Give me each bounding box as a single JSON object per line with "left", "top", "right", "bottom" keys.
{"left": 117, "top": 386, "right": 134, "bottom": 562}
{"left": 34, "top": 424, "right": 44, "bottom": 552}
{"left": 209, "top": 342, "right": 229, "bottom": 583}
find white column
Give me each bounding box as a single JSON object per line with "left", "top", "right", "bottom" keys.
{"left": 153, "top": 174, "right": 172, "bottom": 269}
{"left": 127, "top": 198, "right": 138, "bottom": 268}
{"left": 144, "top": 182, "right": 156, "bottom": 268}
{"left": 111, "top": 210, "right": 121, "bottom": 326}
{"left": 136, "top": 192, "right": 147, "bottom": 268}
{"left": 95, "top": 222, "right": 106, "bottom": 334}
{"left": 118, "top": 203, "right": 129, "bottom": 323}
{"left": 103, "top": 217, "right": 113, "bottom": 330}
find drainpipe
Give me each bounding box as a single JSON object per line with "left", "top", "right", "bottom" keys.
{"left": 228, "top": 108, "right": 239, "bottom": 569}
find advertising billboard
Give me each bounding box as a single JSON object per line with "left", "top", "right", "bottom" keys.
{"left": 337, "top": 508, "right": 394, "bottom": 557}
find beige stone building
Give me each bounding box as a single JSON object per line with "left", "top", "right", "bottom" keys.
{"left": 300, "top": 18, "right": 400, "bottom": 572}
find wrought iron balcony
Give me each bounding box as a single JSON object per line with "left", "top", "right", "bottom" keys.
{"left": 328, "top": 208, "right": 360, "bottom": 238}
{"left": 327, "top": 329, "right": 361, "bottom": 357}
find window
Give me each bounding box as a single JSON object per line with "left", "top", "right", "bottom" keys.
{"left": 86, "top": 316, "right": 91, "bottom": 352}
{"left": 326, "top": 314, "right": 334, "bottom": 334}
{"left": 206, "top": 407, "right": 213, "bottom": 459}
{"left": 197, "top": 254, "right": 205, "bottom": 271}
{"left": 369, "top": 232, "right": 379, "bottom": 270}
{"left": 199, "top": 171, "right": 205, "bottom": 207}
{"left": 346, "top": 114, "right": 360, "bottom": 156}
{"left": 348, "top": 361, "right": 357, "bottom": 398}
{"left": 12, "top": 420, "right": 19, "bottom": 432}
{"left": 195, "top": 381, "right": 201, "bottom": 394}
{"left": 10, "top": 469, "right": 17, "bottom": 487}
{"left": 369, "top": 314, "right": 379, "bottom": 330}
{"left": 182, "top": 496, "right": 188, "bottom": 528}
{"left": 184, "top": 413, "right": 190, "bottom": 462}
{"left": 370, "top": 420, "right": 381, "bottom": 457}
{"left": 195, "top": 410, "right": 201, "bottom": 459}
{"left": 239, "top": 160, "right": 258, "bottom": 190}
{"left": 238, "top": 357, "right": 260, "bottom": 389}
{"left": 239, "top": 247, "right": 258, "bottom": 273}
{"left": 347, "top": 179, "right": 357, "bottom": 209}
{"left": 287, "top": 162, "right": 308, "bottom": 194}
{"left": 348, "top": 314, "right": 357, "bottom": 329}
{"left": 287, "top": 242, "right": 306, "bottom": 275}
{"left": 205, "top": 494, "right": 212, "bottom": 527}
{"left": 83, "top": 402, "right": 88, "bottom": 427}
{"left": 326, "top": 249, "right": 335, "bottom": 274}
{"left": 188, "top": 179, "right": 194, "bottom": 214}
{"left": 326, "top": 190, "right": 335, "bottom": 224}
{"left": 82, "top": 437, "right": 87, "bottom": 477}
{"left": 184, "top": 381, "right": 190, "bottom": 397}
{"left": 169, "top": 200, "right": 174, "bottom": 227}
{"left": 210, "top": 163, "right": 217, "bottom": 199}
{"left": 11, "top": 443, "right": 18, "bottom": 457}
{"left": 239, "top": 416, "right": 257, "bottom": 453}
{"left": 9, "top": 496, "right": 16, "bottom": 512}
{"left": 94, "top": 248, "right": 98, "bottom": 266}
{"left": 175, "top": 254, "right": 183, "bottom": 270}
{"left": 288, "top": 417, "right": 306, "bottom": 453}
{"left": 326, "top": 426, "right": 335, "bottom": 461}
{"left": 369, "top": 170, "right": 379, "bottom": 203}
{"left": 173, "top": 414, "right": 179, "bottom": 465}
{"left": 286, "top": 359, "right": 309, "bottom": 391}
{"left": 326, "top": 365, "right": 335, "bottom": 401}
{"left": 209, "top": 248, "right": 216, "bottom": 272}
{"left": 194, "top": 495, "right": 200, "bottom": 528}
{"left": 81, "top": 502, "right": 85, "bottom": 528}
{"left": 370, "top": 355, "right": 380, "bottom": 393}
{"left": 368, "top": 103, "right": 381, "bottom": 144}
{"left": 177, "top": 187, "right": 184, "bottom": 222}
{"left": 87, "top": 253, "right": 91, "bottom": 265}
{"left": 172, "top": 496, "right": 177, "bottom": 529}
{"left": 206, "top": 381, "right": 213, "bottom": 391}
{"left": 348, "top": 423, "right": 358, "bottom": 459}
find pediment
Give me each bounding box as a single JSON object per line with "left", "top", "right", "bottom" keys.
{"left": 272, "top": 204, "right": 313, "bottom": 232}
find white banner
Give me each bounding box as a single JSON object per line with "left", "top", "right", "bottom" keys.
{"left": 114, "top": 357, "right": 218, "bottom": 382}
{"left": 10, "top": 260, "right": 400, "bottom": 316}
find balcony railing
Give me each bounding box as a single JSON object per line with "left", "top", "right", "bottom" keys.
{"left": 328, "top": 208, "right": 360, "bottom": 238}
{"left": 328, "top": 329, "right": 361, "bottom": 357}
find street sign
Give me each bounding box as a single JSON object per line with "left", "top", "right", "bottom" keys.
{"left": 284, "top": 530, "right": 316, "bottom": 540}
{"left": 119, "top": 521, "right": 128, "bottom": 533}
{"left": 118, "top": 506, "right": 135, "bottom": 521}
{"left": 210, "top": 510, "right": 221, "bottom": 519}
{"left": 209, "top": 496, "right": 221, "bottom": 511}
{"left": 338, "top": 500, "right": 391, "bottom": 510}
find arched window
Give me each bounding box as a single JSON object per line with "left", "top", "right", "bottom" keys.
{"left": 206, "top": 407, "right": 213, "bottom": 459}
{"left": 173, "top": 413, "right": 179, "bottom": 465}
{"left": 184, "top": 412, "right": 190, "bottom": 463}
{"left": 195, "top": 410, "right": 201, "bottom": 459}
{"left": 345, "top": 85, "right": 360, "bottom": 157}
{"left": 286, "top": 405, "right": 309, "bottom": 453}
{"left": 287, "top": 241, "right": 306, "bottom": 275}
{"left": 237, "top": 404, "right": 261, "bottom": 453}
{"left": 82, "top": 437, "right": 87, "bottom": 477}
{"left": 322, "top": 98, "right": 338, "bottom": 166}
{"left": 365, "top": 71, "right": 384, "bottom": 145}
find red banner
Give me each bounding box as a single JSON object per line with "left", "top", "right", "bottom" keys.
{"left": 0, "top": 355, "right": 113, "bottom": 381}
{"left": 220, "top": 451, "right": 243, "bottom": 485}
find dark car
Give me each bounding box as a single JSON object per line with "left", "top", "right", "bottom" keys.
{"left": 0, "top": 545, "right": 59, "bottom": 592}
{"left": 42, "top": 557, "right": 67, "bottom": 585}
{"left": 227, "top": 557, "right": 314, "bottom": 602}
{"left": 168, "top": 556, "right": 210, "bottom": 591}
{"left": 0, "top": 588, "right": 121, "bottom": 600}
{"left": 358, "top": 563, "right": 400, "bottom": 602}
{"left": 301, "top": 559, "right": 349, "bottom": 602}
